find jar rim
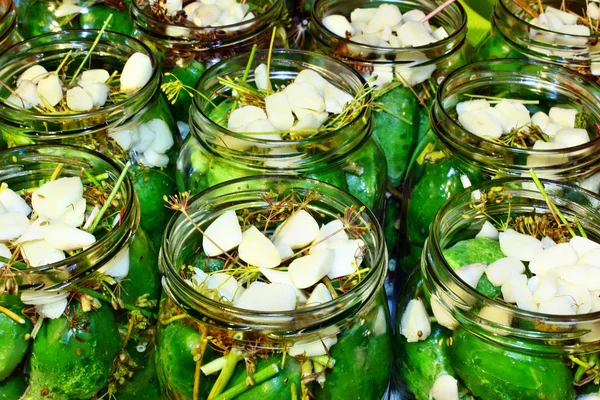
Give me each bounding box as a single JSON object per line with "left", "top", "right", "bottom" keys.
{"left": 131, "top": 0, "right": 282, "bottom": 39}
{"left": 0, "top": 30, "right": 159, "bottom": 126}
{"left": 0, "top": 144, "right": 137, "bottom": 290}
{"left": 161, "top": 174, "right": 387, "bottom": 325}
{"left": 0, "top": 0, "right": 15, "bottom": 29}
{"left": 310, "top": 0, "right": 467, "bottom": 53}
{"left": 434, "top": 58, "right": 600, "bottom": 158}
{"left": 430, "top": 176, "right": 600, "bottom": 323}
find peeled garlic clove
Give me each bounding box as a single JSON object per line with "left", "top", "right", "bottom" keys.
{"left": 458, "top": 110, "right": 503, "bottom": 139}
{"left": 121, "top": 52, "right": 153, "bottom": 92}
{"left": 324, "top": 83, "right": 353, "bottom": 114}
{"left": 546, "top": 6, "right": 578, "bottom": 24}
{"left": 588, "top": 2, "right": 600, "bottom": 19}
{"left": 541, "top": 236, "right": 557, "bottom": 249}
{"left": 485, "top": 257, "right": 526, "bottom": 287}
{"left": 475, "top": 220, "right": 499, "bottom": 240}
{"left": 365, "top": 4, "right": 402, "bottom": 34}
{"left": 288, "top": 335, "right": 338, "bottom": 357}
{"left": 289, "top": 249, "right": 334, "bottom": 289}
{"left": 82, "top": 83, "right": 109, "bottom": 107}
{"left": 66, "top": 87, "right": 94, "bottom": 112}
{"left": 98, "top": 246, "right": 130, "bottom": 279}
{"left": 402, "top": 9, "right": 427, "bottom": 23}
{"left": 10, "top": 80, "right": 40, "bottom": 109}
{"left": 164, "top": 0, "right": 183, "bottom": 15}
{"left": 557, "top": 283, "right": 592, "bottom": 314}
{"left": 538, "top": 296, "right": 576, "bottom": 315}
{"left": 554, "top": 128, "right": 590, "bottom": 147}
{"left": 554, "top": 264, "right": 600, "bottom": 291}
{"left": 429, "top": 374, "right": 459, "bottom": 400}
{"left": 430, "top": 293, "right": 458, "bottom": 330}
{"left": 254, "top": 63, "right": 270, "bottom": 91}
{"left": 143, "top": 149, "right": 169, "bottom": 168}
{"left": 510, "top": 272, "right": 538, "bottom": 312}
{"left": 21, "top": 239, "right": 65, "bottom": 267}
{"left": 400, "top": 298, "right": 431, "bottom": 342}
{"left": 284, "top": 82, "right": 326, "bottom": 112}
{"left": 455, "top": 263, "right": 486, "bottom": 288}
{"left": 350, "top": 7, "right": 376, "bottom": 22}
{"left": 42, "top": 222, "right": 96, "bottom": 251}
{"left": 295, "top": 69, "right": 328, "bottom": 95}
{"left": 455, "top": 99, "right": 490, "bottom": 114}
{"left": 239, "top": 226, "right": 281, "bottom": 268}
{"left": 265, "top": 92, "right": 294, "bottom": 130}
{"left": 37, "top": 74, "right": 63, "bottom": 106}
{"left": 532, "top": 272, "right": 559, "bottom": 303}
{"left": 396, "top": 21, "right": 436, "bottom": 47}
{"left": 184, "top": 1, "right": 202, "bottom": 19}
{"left": 109, "top": 126, "right": 136, "bottom": 151}
{"left": 78, "top": 69, "right": 110, "bottom": 87}
{"left": 36, "top": 297, "right": 69, "bottom": 319}
{"left": 272, "top": 210, "right": 319, "bottom": 249}
{"left": 228, "top": 3, "right": 249, "bottom": 21}
{"left": 32, "top": 177, "right": 83, "bottom": 220}
{"left": 432, "top": 27, "right": 449, "bottom": 41}
{"left": 0, "top": 212, "right": 30, "bottom": 241}
{"left": 326, "top": 238, "right": 364, "bottom": 279}
{"left": 202, "top": 209, "right": 242, "bottom": 257}
{"left": 227, "top": 105, "right": 267, "bottom": 131}
{"left": 21, "top": 289, "right": 69, "bottom": 306}
{"left": 18, "top": 65, "right": 48, "bottom": 85}
{"left": 133, "top": 123, "right": 156, "bottom": 153}
{"left": 305, "top": 283, "right": 332, "bottom": 307}
{"left": 193, "top": 4, "right": 222, "bottom": 26}
{"left": 570, "top": 236, "right": 600, "bottom": 257}
{"left": 531, "top": 111, "right": 551, "bottom": 131}
{"left": 310, "top": 220, "right": 348, "bottom": 254}
{"left": 322, "top": 14, "right": 355, "bottom": 38}
{"left": 54, "top": 2, "right": 82, "bottom": 17}
{"left": 479, "top": 305, "right": 513, "bottom": 327}
{"left": 0, "top": 187, "right": 32, "bottom": 216}
{"left": 579, "top": 248, "right": 600, "bottom": 267}
{"left": 56, "top": 198, "right": 86, "bottom": 227}
{"left": 493, "top": 100, "right": 531, "bottom": 134}
{"left": 548, "top": 106, "right": 577, "bottom": 128}
{"left": 499, "top": 229, "right": 543, "bottom": 262}
{"left": 206, "top": 272, "right": 244, "bottom": 302}
{"left": 0, "top": 243, "right": 10, "bottom": 268}
{"left": 528, "top": 242, "right": 579, "bottom": 275}
{"left": 146, "top": 118, "right": 175, "bottom": 153}
{"left": 234, "top": 281, "right": 297, "bottom": 311}
{"left": 291, "top": 114, "right": 321, "bottom": 133}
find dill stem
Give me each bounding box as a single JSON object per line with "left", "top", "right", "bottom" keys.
{"left": 265, "top": 26, "right": 277, "bottom": 93}
{"left": 88, "top": 161, "right": 130, "bottom": 233}
{"left": 193, "top": 325, "right": 209, "bottom": 400}
{"left": 159, "top": 313, "right": 188, "bottom": 325}
{"left": 50, "top": 163, "right": 64, "bottom": 181}
{"left": 0, "top": 256, "right": 27, "bottom": 270}
{"left": 242, "top": 44, "right": 258, "bottom": 83}
{"left": 70, "top": 14, "right": 113, "bottom": 85}
{"left": 0, "top": 305, "right": 26, "bottom": 324}
{"left": 77, "top": 287, "right": 157, "bottom": 319}
{"left": 214, "top": 363, "right": 280, "bottom": 400}
{"left": 207, "top": 349, "right": 242, "bottom": 400}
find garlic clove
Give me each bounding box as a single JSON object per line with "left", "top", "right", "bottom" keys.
{"left": 553, "top": 128, "right": 590, "bottom": 147}
{"left": 202, "top": 209, "right": 242, "bottom": 257}
{"left": 455, "top": 99, "right": 490, "bottom": 114}
{"left": 37, "top": 74, "right": 63, "bottom": 106}
{"left": 322, "top": 14, "right": 355, "bottom": 38}
{"left": 97, "top": 246, "right": 130, "bottom": 279}
{"left": 42, "top": 222, "right": 96, "bottom": 251}
{"left": 21, "top": 239, "right": 65, "bottom": 267}
{"left": 78, "top": 69, "right": 110, "bottom": 86}
{"left": 254, "top": 63, "right": 270, "bottom": 91}
{"left": 82, "top": 83, "right": 110, "bottom": 108}
{"left": 265, "top": 92, "right": 294, "bottom": 130}
{"left": 289, "top": 249, "right": 335, "bottom": 289}
{"left": 147, "top": 118, "right": 175, "bottom": 153}
{"left": 120, "top": 52, "right": 153, "bottom": 92}
{"left": 234, "top": 281, "right": 297, "bottom": 311}
{"left": 309, "top": 220, "right": 348, "bottom": 254}
{"left": 458, "top": 109, "right": 503, "bottom": 139}
{"left": 206, "top": 272, "right": 244, "bottom": 302}
{"left": 323, "top": 83, "right": 353, "bottom": 114}
{"left": 284, "top": 82, "right": 326, "bottom": 112}
{"left": 32, "top": 177, "right": 83, "bottom": 221}
{"left": 429, "top": 374, "right": 459, "bottom": 400}
{"left": 0, "top": 212, "right": 30, "bottom": 241}
{"left": 305, "top": 283, "right": 332, "bottom": 307}
{"left": 326, "top": 238, "right": 364, "bottom": 279}
{"left": 532, "top": 272, "right": 559, "bottom": 303}
{"left": 66, "top": 87, "right": 94, "bottom": 112}
{"left": 238, "top": 226, "right": 281, "bottom": 268}
{"left": 548, "top": 106, "right": 578, "bottom": 128}
{"left": 455, "top": 263, "right": 486, "bottom": 288}
{"left": 227, "top": 105, "right": 267, "bottom": 131}
{"left": 400, "top": 298, "right": 431, "bottom": 342}
{"left": 528, "top": 242, "right": 579, "bottom": 275}
{"left": 192, "top": 4, "right": 222, "bottom": 26}
{"left": 0, "top": 187, "right": 32, "bottom": 216}
{"left": 485, "top": 257, "right": 526, "bottom": 287}
{"left": 475, "top": 220, "right": 499, "bottom": 240}
{"left": 18, "top": 65, "right": 48, "bottom": 85}
{"left": 288, "top": 335, "right": 338, "bottom": 357}
{"left": 295, "top": 69, "right": 328, "bottom": 96}
{"left": 499, "top": 229, "right": 543, "bottom": 262}
{"left": 272, "top": 210, "right": 319, "bottom": 249}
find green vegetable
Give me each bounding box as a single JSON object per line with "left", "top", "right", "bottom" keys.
{"left": 0, "top": 372, "right": 27, "bottom": 399}
{"left": 443, "top": 238, "right": 505, "bottom": 270}
{"left": 307, "top": 169, "right": 349, "bottom": 192}
{"left": 373, "top": 86, "right": 419, "bottom": 186}
{"left": 119, "top": 228, "right": 162, "bottom": 306}
{"left": 395, "top": 324, "right": 455, "bottom": 400}
{"left": 79, "top": 6, "right": 133, "bottom": 36}
{"left": 384, "top": 196, "right": 401, "bottom": 267}
{"left": 0, "top": 299, "right": 32, "bottom": 381}
{"left": 450, "top": 329, "right": 575, "bottom": 399}
{"left": 472, "top": 32, "right": 523, "bottom": 62}
{"left": 115, "top": 345, "right": 161, "bottom": 399}
{"left": 475, "top": 274, "right": 502, "bottom": 299}
{"left": 345, "top": 139, "right": 386, "bottom": 211}
{"left": 206, "top": 158, "right": 248, "bottom": 189}
{"left": 165, "top": 61, "right": 207, "bottom": 123}
{"left": 27, "top": 303, "right": 121, "bottom": 399}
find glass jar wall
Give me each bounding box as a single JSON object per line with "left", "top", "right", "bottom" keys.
{"left": 131, "top": 0, "right": 287, "bottom": 123}
{"left": 15, "top": 0, "right": 134, "bottom": 38}
{"left": 400, "top": 59, "right": 600, "bottom": 273}
{"left": 0, "top": 0, "right": 21, "bottom": 51}
{"left": 157, "top": 175, "right": 392, "bottom": 400}
{"left": 0, "top": 30, "right": 181, "bottom": 248}
{"left": 394, "top": 178, "right": 600, "bottom": 399}
{"left": 0, "top": 145, "right": 161, "bottom": 399}
{"left": 473, "top": 0, "right": 600, "bottom": 80}
{"left": 177, "top": 49, "right": 387, "bottom": 213}
{"left": 308, "top": 0, "right": 468, "bottom": 186}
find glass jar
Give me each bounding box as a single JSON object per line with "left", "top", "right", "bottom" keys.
{"left": 0, "top": 145, "right": 161, "bottom": 399}
{"left": 473, "top": 0, "right": 600, "bottom": 80}
{"left": 15, "top": 0, "right": 133, "bottom": 39}
{"left": 178, "top": 49, "right": 387, "bottom": 213}
{"left": 399, "top": 59, "right": 600, "bottom": 273}
{"left": 0, "top": 0, "right": 21, "bottom": 51}
{"left": 0, "top": 30, "right": 181, "bottom": 249}
{"left": 157, "top": 175, "right": 392, "bottom": 400}
{"left": 308, "top": 0, "right": 468, "bottom": 187}
{"left": 131, "top": 0, "right": 287, "bottom": 124}
{"left": 394, "top": 178, "right": 600, "bottom": 399}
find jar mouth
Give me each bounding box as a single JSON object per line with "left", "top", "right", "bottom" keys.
{"left": 161, "top": 175, "right": 386, "bottom": 328}
{"left": 0, "top": 0, "right": 15, "bottom": 29}
{"left": 0, "top": 145, "right": 137, "bottom": 290}
{"left": 191, "top": 49, "right": 372, "bottom": 171}
{"left": 433, "top": 59, "right": 600, "bottom": 171}
{"left": 310, "top": 0, "right": 467, "bottom": 58}
{"left": 0, "top": 30, "right": 159, "bottom": 134}
{"left": 131, "top": 0, "right": 280, "bottom": 41}
{"left": 430, "top": 177, "right": 600, "bottom": 325}
{"left": 499, "top": 0, "right": 600, "bottom": 39}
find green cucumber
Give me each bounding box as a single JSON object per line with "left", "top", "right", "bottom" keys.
{"left": 443, "top": 238, "right": 505, "bottom": 270}
{"left": 345, "top": 139, "right": 386, "bottom": 211}
{"left": 0, "top": 372, "right": 27, "bottom": 399}
{"left": 119, "top": 228, "right": 161, "bottom": 306}
{"left": 0, "top": 298, "right": 32, "bottom": 381}
{"left": 79, "top": 6, "right": 133, "bottom": 36}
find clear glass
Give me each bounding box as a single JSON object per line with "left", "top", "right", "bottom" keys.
{"left": 0, "top": 145, "right": 161, "bottom": 399}
{"left": 0, "top": 30, "right": 181, "bottom": 248}
{"left": 473, "top": 0, "right": 600, "bottom": 80}
{"left": 399, "top": 59, "right": 600, "bottom": 273}
{"left": 157, "top": 175, "right": 392, "bottom": 400}
{"left": 131, "top": 0, "right": 287, "bottom": 123}
{"left": 308, "top": 0, "right": 468, "bottom": 186}
{"left": 15, "top": 0, "right": 134, "bottom": 39}
{"left": 0, "top": 0, "right": 21, "bottom": 51}
{"left": 394, "top": 178, "right": 600, "bottom": 399}
{"left": 177, "top": 49, "right": 387, "bottom": 213}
